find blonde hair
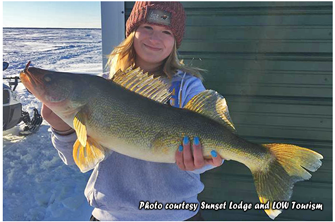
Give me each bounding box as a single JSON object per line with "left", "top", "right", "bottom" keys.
{"left": 107, "top": 31, "right": 205, "bottom": 80}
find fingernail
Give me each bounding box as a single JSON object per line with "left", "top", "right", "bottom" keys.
{"left": 183, "top": 136, "right": 189, "bottom": 145}
{"left": 211, "top": 150, "right": 217, "bottom": 158}
{"left": 179, "top": 145, "right": 183, "bottom": 152}
{"left": 193, "top": 137, "right": 200, "bottom": 145}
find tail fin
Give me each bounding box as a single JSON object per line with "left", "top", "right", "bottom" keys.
{"left": 252, "top": 144, "right": 323, "bottom": 219}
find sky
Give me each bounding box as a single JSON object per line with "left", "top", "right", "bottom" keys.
{"left": 3, "top": 1, "right": 101, "bottom": 28}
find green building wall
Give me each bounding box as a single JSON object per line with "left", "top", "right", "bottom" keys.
{"left": 125, "top": 2, "right": 332, "bottom": 220}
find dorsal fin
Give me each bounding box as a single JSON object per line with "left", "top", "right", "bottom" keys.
{"left": 184, "top": 90, "right": 237, "bottom": 133}
{"left": 111, "top": 66, "right": 171, "bottom": 104}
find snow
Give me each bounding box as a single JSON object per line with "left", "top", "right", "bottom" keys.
{"left": 3, "top": 28, "right": 104, "bottom": 221}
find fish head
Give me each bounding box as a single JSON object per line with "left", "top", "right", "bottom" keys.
{"left": 20, "top": 66, "right": 88, "bottom": 114}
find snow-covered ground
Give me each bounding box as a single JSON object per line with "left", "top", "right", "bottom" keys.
{"left": 3, "top": 28, "right": 103, "bottom": 221}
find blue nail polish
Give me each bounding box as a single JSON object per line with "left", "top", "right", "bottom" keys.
{"left": 211, "top": 150, "right": 217, "bottom": 158}
{"left": 194, "top": 137, "right": 200, "bottom": 145}
{"left": 183, "top": 136, "right": 189, "bottom": 145}
{"left": 179, "top": 145, "right": 183, "bottom": 152}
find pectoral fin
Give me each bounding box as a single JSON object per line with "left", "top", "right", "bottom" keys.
{"left": 73, "top": 112, "right": 87, "bottom": 147}
{"left": 73, "top": 137, "right": 107, "bottom": 173}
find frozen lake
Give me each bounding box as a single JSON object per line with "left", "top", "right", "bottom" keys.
{"left": 3, "top": 28, "right": 103, "bottom": 221}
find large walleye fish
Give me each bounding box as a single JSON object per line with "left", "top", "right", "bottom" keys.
{"left": 20, "top": 62, "right": 322, "bottom": 220}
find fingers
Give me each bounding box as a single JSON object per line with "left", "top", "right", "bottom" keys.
{"left": 192, "top": 137, "right": 205, "bottom": 168}
{"left": 175, "top": 136, "right": 206, "bottom": 171}
{"left": 205, "top": 150, "right": 224, "bottom": 167}
{"left": 182, "top": 137, "right": 195, "bottom": 170}
{"left": 175, "top": 136, "right": 224, "bottom": 171}
{"left": 175, "top": 145, "right": 186, "bottom": 170}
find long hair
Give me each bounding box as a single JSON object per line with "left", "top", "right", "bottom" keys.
{"left": 106, "top": 31, "right": 205, "bottom": 80}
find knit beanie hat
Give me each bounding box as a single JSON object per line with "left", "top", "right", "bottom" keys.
{"left": 126, "top": 1, "right": 186, "bottom": 48}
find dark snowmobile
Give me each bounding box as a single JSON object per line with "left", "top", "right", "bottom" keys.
{"left": 3, "top": 61, "right": 43, "bottom": 135}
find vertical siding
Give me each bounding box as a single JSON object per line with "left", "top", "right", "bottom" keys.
{"left": 125, "top": 2, "right": 332, "bottom": 220}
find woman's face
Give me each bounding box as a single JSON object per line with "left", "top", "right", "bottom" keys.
{"left": 134, "top": 23, "right": 175, "bottom": 66}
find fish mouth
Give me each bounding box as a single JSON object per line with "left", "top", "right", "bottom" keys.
{"left": 20, "top": 61, "right": 44, "bottom": 85}
{"left": 20, "top": 61, "right": 70, "bottom": 106}
{"left": 20, "top": 61, "right": 47, "bottom": 101}
{"left": 20, "top": 62, "right": 35, "bottom": 90}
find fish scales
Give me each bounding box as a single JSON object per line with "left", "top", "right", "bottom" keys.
{"left": 82, "top": 77, "right": 267, "bottom": 167}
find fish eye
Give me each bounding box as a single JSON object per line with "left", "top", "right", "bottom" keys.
{"left": 44, "top": 75, "right": 52, "bottom": 83}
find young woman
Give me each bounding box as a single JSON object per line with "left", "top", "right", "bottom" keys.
{"left": 42, "top": 2, "right": 225, "bottom": 220}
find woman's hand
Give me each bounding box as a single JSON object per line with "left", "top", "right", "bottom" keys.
{"left": 41, "top": 104, "right": 72, "bottom": 132}
{"left": 175, "top": 136, "right": 223, "bottom": 171}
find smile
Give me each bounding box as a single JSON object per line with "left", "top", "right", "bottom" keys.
{"left": 143, "top": 43, "right": 162, "bottom": 51}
